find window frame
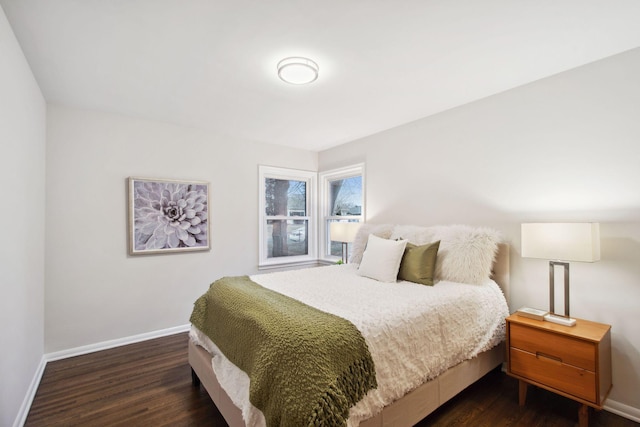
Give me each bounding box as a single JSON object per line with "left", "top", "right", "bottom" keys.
{"left": 258, "top": 165, "right": 317, "bottom": 269}
{"left": 318, "top": 163, "right": 365, "bottom": 264}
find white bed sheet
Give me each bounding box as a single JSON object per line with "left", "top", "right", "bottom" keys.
{"left": 189, "top": 263, "right": 509, "bottom": 427}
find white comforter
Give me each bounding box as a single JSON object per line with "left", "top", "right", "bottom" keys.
{"left": 190, "top": 264, "right": 509, "bottom": 426}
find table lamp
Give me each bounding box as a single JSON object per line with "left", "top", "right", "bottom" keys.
{"left": 521, "top": 223, "right": 600, "bottom": 326}
{"left": 330, "top": 222, "right": 362, "bottom": 263}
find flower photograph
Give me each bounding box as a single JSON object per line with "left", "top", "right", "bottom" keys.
{"left": 128, "top": 177, "right": 210, "bottom": 254}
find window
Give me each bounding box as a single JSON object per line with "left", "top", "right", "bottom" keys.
{"left": 259, "top": 166, "right": 317, "bottom": 268}
{"left": 319, "top": 164, "right": 365, "bottom": 262}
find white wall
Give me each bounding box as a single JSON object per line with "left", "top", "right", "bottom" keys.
{"left": 0, "top": 6, "right": 46, "bottom": 427}
{"left": 319, "top": 48, "right": 640, "bottom": 416}
{"left": 4, "top": 3, "right": 638, "bottom": 419}
{"left": 45, "top": 105, "right": 317, "bottom": 353}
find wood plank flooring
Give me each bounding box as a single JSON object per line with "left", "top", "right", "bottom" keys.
{"left": 26, "top": 332, "right": 638, "bottom": 427}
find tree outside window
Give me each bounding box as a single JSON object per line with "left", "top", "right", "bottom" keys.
{"left": 265, "top": 178, "right": 308, "bottom": 258}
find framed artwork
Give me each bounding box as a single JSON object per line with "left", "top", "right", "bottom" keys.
{"left": 128, "top": 177, "right": 210, "bottom": 255}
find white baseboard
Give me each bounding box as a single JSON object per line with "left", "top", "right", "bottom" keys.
{"left": 46, "top": 324, "right": 191, "bottom": 362}
{"left": 13, "top": 355, "right": 46, "bottom": 427}
{"left": 605, "top": 399, "right": 640, "bottom": 423}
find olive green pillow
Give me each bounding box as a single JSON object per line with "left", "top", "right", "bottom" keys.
{"left": 397, "top": 240, "right": 441, "bottom": 286}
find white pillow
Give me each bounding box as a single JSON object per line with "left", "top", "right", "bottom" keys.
{"left": 390, "top": 225, "right": 436, "bottom": 246}
{"left": 430, "top": 225, "right": 502, "bottom": 284}
{"left": 357, "top": 234, "right": 407, "bottom": 282}
{"left": 349, "top": 223, "right": 394, "bottom": 264}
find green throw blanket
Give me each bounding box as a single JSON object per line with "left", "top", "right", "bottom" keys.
{"left": 190, "top": 275, "right": 377, "bottom": 426}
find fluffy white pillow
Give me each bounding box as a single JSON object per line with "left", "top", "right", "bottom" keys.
{"left": 349, "top": 223, "right": 394, "bottom": 264}
{"left": 357, "top": 234, "right": 407, "bottom": 282}
{"left": 430, "top": 225, "right": 502, "bottom": 284}
{"left": 390, "top": 225, "right": 436, "bottom": 246}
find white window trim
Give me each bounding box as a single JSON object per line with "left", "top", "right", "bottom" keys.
{"left": 318, "top": 163, "right": 365, "bottom": 264}
{"left": 258, "top": 165, "right": 317, "bottom": 269}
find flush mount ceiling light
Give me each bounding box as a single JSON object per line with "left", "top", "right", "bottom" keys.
{"left": 277, "top": 57, "right": 319, "bottom": 85}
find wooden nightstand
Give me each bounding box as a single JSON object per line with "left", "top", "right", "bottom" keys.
{"left": 506, "top": 314, "right": 612, "bottom": 427}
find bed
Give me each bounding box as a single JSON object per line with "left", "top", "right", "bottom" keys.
{"left": 189, "top": 224, "right": 510, "bottom": 427}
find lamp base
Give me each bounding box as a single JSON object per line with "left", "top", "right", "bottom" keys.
{"left": 543, "top": 313, "right": 576, "bottom": 327}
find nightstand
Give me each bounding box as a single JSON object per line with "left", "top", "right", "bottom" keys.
{"left": 506, "top": 314, "right": 612, "bottom": 427}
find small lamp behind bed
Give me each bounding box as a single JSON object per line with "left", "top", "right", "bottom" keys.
{"left": 330, "top": 222, "right": 362, "bottom": 263}
{"left": 521, "top": 223, "right": 600, "bottom": 326}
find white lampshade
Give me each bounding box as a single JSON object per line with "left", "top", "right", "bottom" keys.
{"left": 521, "top": 223, "right": 600, "bottom": 262}
{"left": 330, "top": 222, "right": 361, "bottom": 243}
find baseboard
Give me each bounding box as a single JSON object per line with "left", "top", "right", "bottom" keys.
{"left": 605, "top": 399, "right": 640, "bottom": 423}
{"left": 12, "top": 355, "right": 46, "bottom": 427}
{"left": 46, "top": 324, "right": 191, "bottom": 362}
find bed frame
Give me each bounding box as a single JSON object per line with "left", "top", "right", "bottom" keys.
{"left": 189, "top": 243, "right": 510, "bottom": 427}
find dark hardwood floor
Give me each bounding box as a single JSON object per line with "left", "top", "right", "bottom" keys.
{"left": 26, "top": 332, "right": 637, "bottom": 427}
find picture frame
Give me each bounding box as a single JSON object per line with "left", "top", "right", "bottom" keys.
{"left": 128, "top": 177, "right": 210, "bottom": 255}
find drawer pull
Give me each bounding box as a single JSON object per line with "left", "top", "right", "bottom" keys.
{"left": 536, "top": 352, "right": 562, "bottom": 364}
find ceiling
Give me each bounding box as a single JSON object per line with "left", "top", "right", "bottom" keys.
{"left": 2, "top": 1, "right": 640, "bottom": 151}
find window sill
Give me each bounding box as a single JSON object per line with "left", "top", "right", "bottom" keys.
{"left": 258, "top": 259, "right": 320, "bottom": 271}
{"left": 317, "top": 258, "right": 343, "bottom": 266}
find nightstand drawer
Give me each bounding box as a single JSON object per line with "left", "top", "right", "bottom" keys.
{"left": 510, "top": 347, "right": 597, "bottom": 402}
{"left": 509, "top": 323, "right": 595, "bottom": 371}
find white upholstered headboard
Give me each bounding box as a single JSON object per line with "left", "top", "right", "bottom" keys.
{"left": 491, "top": 243, "right": 510, "bottom": 308}
{"left": 350, "top": 224, "right": 510, "bottom": 308}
